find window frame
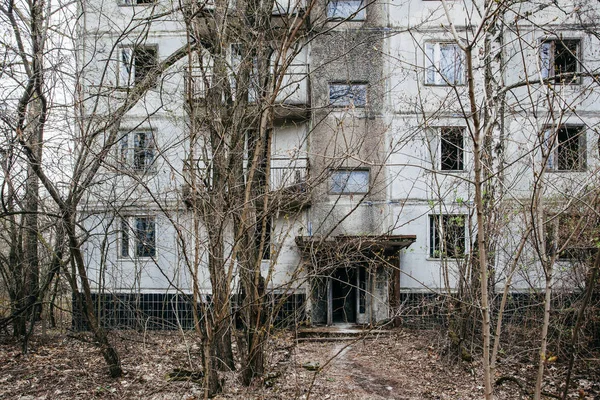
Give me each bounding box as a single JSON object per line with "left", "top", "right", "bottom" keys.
{"left": 540, "top": 38, "right": 581, "bottom": 85}
{"left": 119, "top": 130, "right": 156, "bottom": 173}
{"left": 118, "top": 216, "right": 157, "bottom": 259}
{"left": 328, "top": 82, "right": 368, "bottom": 108}
{"left": 545, "top": 213, "right": 596, "bottom": 262}
{"left": 326, "top": 0, "right": 366, "bottom": 20}
{"left": 429, "top": 214, "right": 466, "bottom": 259}
{"left": 119, "top": 45, "right": 158, "bottom": 88}
{"left": 543, "top": 125, "right": 586, "bottom": 172}
{"left": 424, "top": 42, "right": 465, "bottom": 86}
{"left": 329, "top": 168, "right": 370, "bottom": 195}
{"left": 119, "top": 0, "right": 157, "bottom": 6}
{"left": 439, "top": 127, "right": 465, "bottom": 171}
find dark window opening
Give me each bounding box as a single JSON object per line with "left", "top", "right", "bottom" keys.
{"left": 135, "top": 217, "right": 156, "bottom": 258}
{"left": 429, "top": 214, "right": 466, "bottom": 258}
{"left": 259, "top": 217, "right": 272, "bottom": 260}
{"left": 545, "top": 126, "right": 585, "bottom": 171}
{"left": 135, "top": 47, "right": 158, "bottom": 83}
{"left": 541, "top": 39, "right": 580, "bottom": 84}
{"left": 440, "top": 127, "right": 464, "bottom": 171}
{"left": 358, "top": 266, "right": 366, "bottom": 314}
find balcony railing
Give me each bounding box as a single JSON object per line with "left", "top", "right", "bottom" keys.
{"left": 270, "top": 157, "right": 308, "bottom": 191}
{"left": 186, "top": 66, "right": 309, "bottom": 106}
{"left": 183, "top": 157, "right": 308, "bottom": 191}
{"left": 272, "top": 0, "right": 305, "bottom": 15}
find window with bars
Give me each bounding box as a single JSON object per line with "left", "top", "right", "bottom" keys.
{"left": 119, "top": 216, "right": 156, "bottom": 258}
{"left": 429, "top": 214, "right": 466, "bottom": 258}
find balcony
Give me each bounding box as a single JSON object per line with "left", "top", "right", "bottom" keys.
{"left": 185, "top": 64, "right": 310, "bottom": 121}
{"left": 182, "top": 157, "right": 311, "bottom": 210}
{"left": 272, "top": 0, "right": 305, "bottom": 15}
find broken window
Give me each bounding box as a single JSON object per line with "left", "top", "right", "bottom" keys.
{"left": 540, "top": 39, "right": 580, "bottom": 84}
{"left": 429, "top": 214, "right": 466, "bottom": 258}
{"left": 544, "top": 125, "right": 586, "bottom": 171}
{"left": 545, "top": 213, "right": 597, "bottom": 261}
{"left": 440, "top": 127, "right": 464, "bottom": 171}
{"left": 119, "top": 46, "right": 158, "bottom": 87}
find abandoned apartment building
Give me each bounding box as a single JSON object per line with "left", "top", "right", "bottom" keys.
{"left": 76, "top": 0, "right": 600, "bottom": 329}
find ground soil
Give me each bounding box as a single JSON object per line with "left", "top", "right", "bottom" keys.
{"left": 0, "top": 327, "right": 598, "bottom": 399}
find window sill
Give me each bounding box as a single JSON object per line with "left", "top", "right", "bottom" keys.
{"left": 545, "top": 169, "right": 586, "bottom": 173}
{"left": 437, "top": 169, "right": 466, "bottom": 173}
{"left": 423, "top": 83, "right": 466, "bottom": 87}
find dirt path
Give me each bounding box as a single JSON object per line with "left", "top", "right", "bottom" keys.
{"left": 277, "top": 331, "right": 485, "bottom": 400}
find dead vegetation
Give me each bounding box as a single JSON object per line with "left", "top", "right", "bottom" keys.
{"left": 0, "top": 325, "right": 598, "bottom": 400}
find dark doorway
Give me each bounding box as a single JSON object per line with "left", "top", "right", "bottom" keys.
{"left": 331, "top": 267, "right": 356, "bottom": 323}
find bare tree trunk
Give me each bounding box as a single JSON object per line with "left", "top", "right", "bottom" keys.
{"left": 466, "top": 45, "right": 493, "bottom": 399}
{"left": 66, "top": 215, "right": 122, "bottom": 378}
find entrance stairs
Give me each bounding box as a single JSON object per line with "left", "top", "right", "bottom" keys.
{"left": 296, "top": 323, "right": 394, "bottom": 342}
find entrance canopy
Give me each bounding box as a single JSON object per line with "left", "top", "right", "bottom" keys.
{"left": 295, "top": 234, "right": 416, "bottom": 269}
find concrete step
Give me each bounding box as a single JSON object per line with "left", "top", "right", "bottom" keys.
{"left": 296, "top": 325, "right": 394, "bottom": 341}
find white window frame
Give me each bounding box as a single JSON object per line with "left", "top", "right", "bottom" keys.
{"left": 439, "top": 127, "right": 465, "bottom": 171}
{"left": 119, "top": 216, "right": 157, "bottom": 259}
{"left": 424, "top": 42, "right": 465, "bottom": 86}
{"left": 540, "top": 38, "right": 581, "bottom": 85}
{"left": 119, "top": 131, "right": 156, "bottom": 173}
{"left": 329, "top": 169, "right": 370, "bottom": 194}
{"left": 119, "top": 45, "right": 158, "bottom": 88}
{"left": 329, "top": 82, "right": 367, "bottom": 108}
{"left": 327, "top": 0, "right": 365, "bottom": 20}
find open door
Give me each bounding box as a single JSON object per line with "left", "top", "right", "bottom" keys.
{"left": 327, "top": 267, "right": 357, "bottom": 324}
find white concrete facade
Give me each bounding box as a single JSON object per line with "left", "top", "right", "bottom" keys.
{"left": 80, "top": 0, "right": 600, "bottom": 326}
